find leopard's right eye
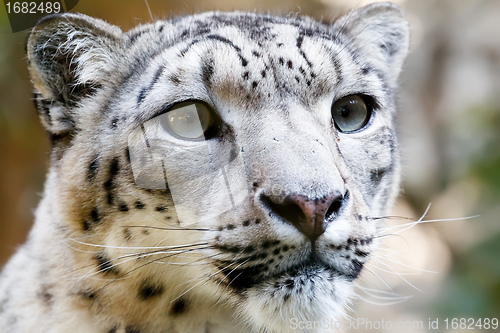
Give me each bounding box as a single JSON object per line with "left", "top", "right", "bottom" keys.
{"left": 159, "top": 101, "right": 219, "bottom": 141}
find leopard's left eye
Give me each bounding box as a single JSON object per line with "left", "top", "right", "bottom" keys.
{"left": 160, "top": 101, "right": 218, "bottom": 140}
{"left": 331, "top": 95, "right": 372, "bottom": 133}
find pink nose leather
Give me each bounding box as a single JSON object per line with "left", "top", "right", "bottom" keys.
{"left": 262, "top": 191, "right": 346, "bottom": 244}
{"left": 284, "top": 193, "right": 344, "bottom": 243}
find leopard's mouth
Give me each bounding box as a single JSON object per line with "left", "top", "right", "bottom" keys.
{"left": 219, "top": 253, "right": 364, "bottom": 291}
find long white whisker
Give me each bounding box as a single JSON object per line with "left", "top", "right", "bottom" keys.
{"left": 367, "top": 258, "right": 423, "bottom": 293}
{"left": 371, "top": 252, "right": 438, "bottom": 274}
{"left": 378, "top": 203, "right": 432, "bottom": 234}
{"left": 217, "top": 258, "right": 251, "bottom": 289}
{"left": 170, "top": 261, "right": 243, "bottom": 303}
{"left": 367, "top": 258, "right": 421, "bottom": 276}
{"left": 355, "top": 293, "right": 413, "bottom": 306}
{"left": 69, "top": 238, "right": 209, "bottom": 250}
{"left": 359, "top": 265, "right": 393, "bottom": 292}
{"left": 380, "top": 215, "right": 479, "bottom": 235}
{"left": 355, "top": 284, "right": 412, "bottom": 301}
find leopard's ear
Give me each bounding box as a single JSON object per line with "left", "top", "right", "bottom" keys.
{"left": 26, "top": 13, "right": 124, "bottom": 135}
{"left": 333, "top": 2, "right": 410, "bottom": 86}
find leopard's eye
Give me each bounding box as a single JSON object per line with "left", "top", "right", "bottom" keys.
{"left": 160, "top": 101, "right": 217, "bottom": 140}
{"left": 331, "top": 95, "right": 371, "bottom": 133}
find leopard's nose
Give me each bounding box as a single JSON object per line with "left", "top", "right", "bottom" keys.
{"left": 261, "top": 191, "right": 347, "bottom": 244}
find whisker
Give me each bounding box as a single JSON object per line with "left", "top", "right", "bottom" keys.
{"left": 367, "top": 258, "right": 422, "bottom": 276}
{"left": 354, "top": 293, "right": 413, "bottom": 306}
{"left": 176, "top": 265, "right": 228, "bottom": 288}
{"left": 359, "top": 265, "right": 393, "bottom": 292}
{"left": 69, "top": 238, "right": 210, "bottom": 250}
{"left": 217, "top": 258, "right": 251, "bottom": 289}
{"left": 155, "top": 252, "right": 223, "bottom": 266}
{"left": 367, "top": 215, "right": 415, "bottom": 221}
{"left": 366, "top": 259, "right": 423, "bottom": 293}
{"left": 89, "top": 246, "right": 216, "bottom": 291}
{"left": 122, "top": 225, "right": 216, "bottom": 232}
{"left": 355, "top": 285, "right": 400, "bottom": 297}
{"left": 355, "top": 284, "right": 412, "bottom": 301}
{"left": 170, "top": 263, "right": 239, "bottom": 303}
{"left": 379, "top": 215, "right": 479, "bottom": 235}
{"left": 379, "top": 202, "right": 431, "bottom": 232}
{"left": 371, "top": 251, "right": 438, "bottom": 274}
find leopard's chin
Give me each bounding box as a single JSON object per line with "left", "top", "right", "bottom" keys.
{"left": 236, "top": 263, "right": 355, "bottom": 333}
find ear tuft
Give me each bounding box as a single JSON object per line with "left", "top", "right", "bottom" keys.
{"left": 27, "top": 13, "right": 123, "bottom": 135}
{"left": 334, "top": 2, "right": 410, "bottom": 85}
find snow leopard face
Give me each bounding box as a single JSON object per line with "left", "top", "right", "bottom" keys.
{"left": 23, "top": 3, "right": 409, "bottom": 332}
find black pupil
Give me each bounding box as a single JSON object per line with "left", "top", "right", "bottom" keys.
{"left": 340, "top": 105, "right": 351, "bottom": 118}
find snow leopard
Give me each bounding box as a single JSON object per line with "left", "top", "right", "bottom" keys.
{"left": 0, "top": 2, "right": 409, "bottom": 332}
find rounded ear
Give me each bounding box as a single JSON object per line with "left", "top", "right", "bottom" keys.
{"left": 333, "top": 2, "right": 410, "bottom": 85}
{"left": 27, "top": 13, "right": 123, "bottom": 135}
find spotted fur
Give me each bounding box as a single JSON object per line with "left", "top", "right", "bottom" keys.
{"left": 0, "top": 3, "right": 409, "bottom": 333}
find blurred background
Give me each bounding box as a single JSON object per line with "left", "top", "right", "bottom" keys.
{"left": 0, "top": 0, "right": 499, "bottom": 331}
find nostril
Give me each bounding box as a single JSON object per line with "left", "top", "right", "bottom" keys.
{"left": 325, "top": 191, "right": 348, "bottom": 221}
{"left": 261, "top": 195, "right": 306, "bottom": 224}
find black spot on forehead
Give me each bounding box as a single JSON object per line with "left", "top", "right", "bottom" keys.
{"left": 169, "top": 73, "right": 181, "bottom": 85}
{"left": 110, "top": 116, "right": 119, "bottom": 129}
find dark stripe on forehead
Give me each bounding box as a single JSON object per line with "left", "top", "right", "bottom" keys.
{"left": 180, "top": 34, "right": 249, "bottom": 67}
{"left": 120, "top": 12, "right": 341, "bottom": 93}
{"left": 128, "top": 27, "right": 151, "bottom": 46}
{"left": 201, "top": 57, "right": 215, "bottom": 87}
{"left": 137, "top": 65, "right": 166, "bottom": 106}
{"left": 297, "top": 29, "right": 320, "bottom": 69}
{"left": 320, "top": 43, "right": 344, "bottom": 86}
